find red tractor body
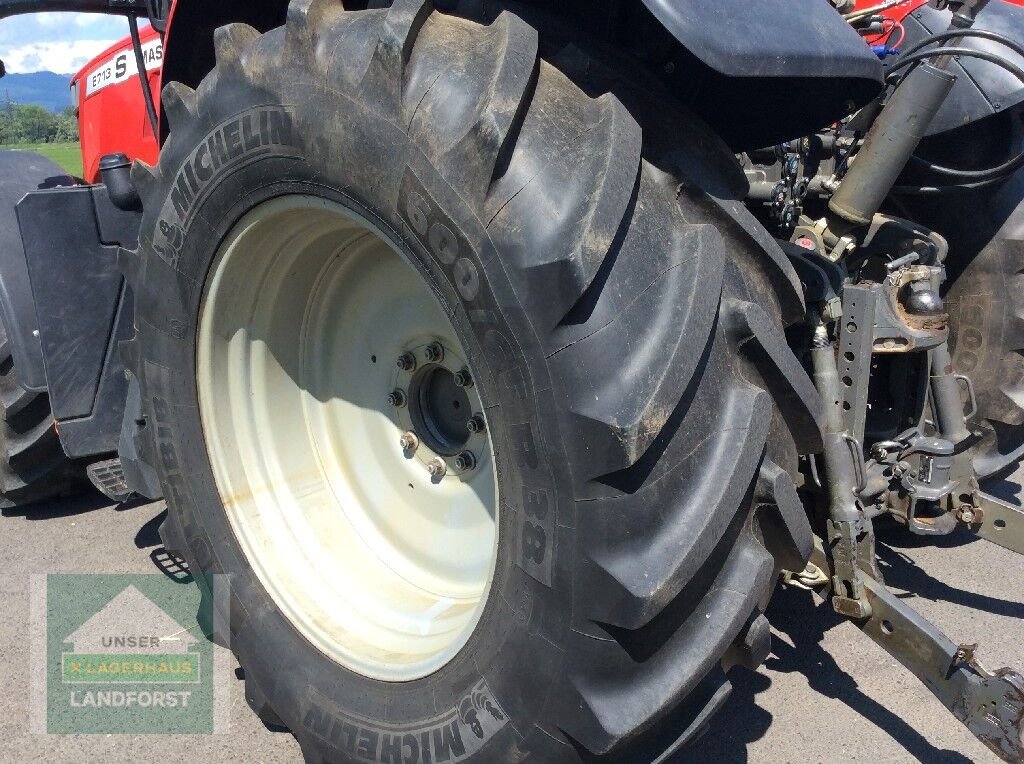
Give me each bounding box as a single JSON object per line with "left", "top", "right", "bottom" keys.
{"left": 71, "top": 23, "right": 162, "bottom": 181}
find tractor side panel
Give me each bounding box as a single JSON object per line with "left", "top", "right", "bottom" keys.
{"left": 15, "top": 186, "right": 140, "bottom": 458}
{"left": 0, "top": 151, "right": 74, "bottom": 394}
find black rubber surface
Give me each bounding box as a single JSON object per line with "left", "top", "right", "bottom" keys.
{"left": 0, "top": 321, "right": 82, "bottom": 507}
{"left": 128, "top": 1, "right": 822, "bottom": 760}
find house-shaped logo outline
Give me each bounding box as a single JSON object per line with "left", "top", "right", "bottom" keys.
{"left": 60, "top": 584, "right": 201, "bottom": 685}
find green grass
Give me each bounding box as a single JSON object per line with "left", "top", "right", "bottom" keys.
{"left": 3, "top": 143, "right": 82, "bottom": 177}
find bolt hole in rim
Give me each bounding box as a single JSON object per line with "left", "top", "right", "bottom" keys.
{"left": 197, "top": 196, "right": 498, "bottom": 681}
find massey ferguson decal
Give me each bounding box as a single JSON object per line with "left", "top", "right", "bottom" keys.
{"left": 86, "top": 37, "right": 163, "bottom": 96}
{"left": 302, "top": 680, "right": 508, "bottom": 763}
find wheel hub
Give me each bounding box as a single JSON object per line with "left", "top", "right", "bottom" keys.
{"left": 196, "top": 196, "right": 498, "bottom": 682}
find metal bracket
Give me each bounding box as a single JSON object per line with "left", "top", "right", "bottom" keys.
{"left": 859, "top": 576, "right": 1024, "bottom": 763}
{"left": 968, "top": 493, "right": 1024, "bottom": 557}
{"left": 838, "top": 285, "right": 876, "bottom": 442}
{"left": 810, "top": 539, "right": 1024, "bottom": 762}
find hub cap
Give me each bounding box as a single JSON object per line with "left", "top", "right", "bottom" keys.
{"left": 197, "top": 196, "right": 498, "bottom": 681}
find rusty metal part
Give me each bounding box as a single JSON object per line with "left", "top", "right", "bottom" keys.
{"left": 860, "top": 576, "right": 1024, "bottom": 763}
{"left": 809, "top": 539, "right": 1024, "bottom": 762}
{"left": 970, "top": 493, "right": 1024, "bottom": 557}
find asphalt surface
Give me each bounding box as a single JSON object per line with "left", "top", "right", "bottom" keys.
{"left": 0, "top": 468, "right": 1021, "bottom": 763}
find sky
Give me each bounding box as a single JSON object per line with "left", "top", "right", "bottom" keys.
{"left": 0, "top": 12, "right": 131, "bottom": 75}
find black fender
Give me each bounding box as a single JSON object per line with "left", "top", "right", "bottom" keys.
{"left": 640, "top": 0, "right": 884, "bottom": 147}
{"left": 642, "top": 0, "right": 883, "bottom": 81}
{"left": 160, "top": 0, "right": 882, "bottom": 151}
{"left": 15, "top": 183, "right": 139, "bottom": 459}
{"left": 898, "top": 1, "right": 1024, "bottom": 136}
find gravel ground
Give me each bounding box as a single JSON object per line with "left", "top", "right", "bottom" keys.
{"left": 0, "top": 469, "right": 1021, "bottom": 763}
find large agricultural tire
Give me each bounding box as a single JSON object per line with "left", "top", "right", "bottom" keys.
{"left": 943, "top": 170, "right": 1024, "bottom": 479}
{"left": 0, "top": 151, "right": 83, "bottom": 508}
{"left": 127, "top": 1, "right": 821, "bottom": 760}
{"left": 898, "top": 113, "right": 1024, "bottom": 480}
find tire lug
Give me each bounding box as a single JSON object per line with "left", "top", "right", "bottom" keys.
{"left": 427, "top": 458, "right": 447, "bottom": 479}
{"left": 467, "top": 415, "right": 486, "bottom": 434}
{"left": 424, "top": 342, "right": 444, "bottom": 364}
{"left": 396, "top": 353, "right": 417, "bottom": 372}
{"left": 454, "top": 451, "right": 477, "bottom": 472}
{"left": 454, "top": 369, "right": 473, "bottom": 388}
{"left": 399, "top": 431, "right": 418, "bottom": 453}
{"left": 387, "top": 389, "right": 407, "bottom": 408}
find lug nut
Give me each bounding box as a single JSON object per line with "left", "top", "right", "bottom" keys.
{"left": 454, "top": 369, "right": 473, "bottom": 388}
{"left": 427, "top": 458, "right": 447, "bottom": 479}
{"left": 399, "top": 431, "right": 419, "bottom": 453}
{"left": 424, "top": 342, "right": 444, "bottom": 364}
{"left": 467, "top": 415, "right": 486, "bottom": 434}
{"left": 454, "top": 451, "right": 477, "bottom": 472}
{"left": 387, "top": 389, "right": 407, "bottom": 408}
{"left": 397, "top": 353, "right": 417, "bottom": 372}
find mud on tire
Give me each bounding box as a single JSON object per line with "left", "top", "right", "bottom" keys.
{"left": 127, "top": 1, "right": 823, "bottom": 760}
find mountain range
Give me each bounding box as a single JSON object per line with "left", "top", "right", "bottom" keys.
{"left": 0, "top": 72, "right": 74, "bottom": 112}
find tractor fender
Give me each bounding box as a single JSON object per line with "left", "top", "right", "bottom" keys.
{"left": 639, "top": 0, "right": 884, "bottom": 147}
{"left": 641, "top": 0, "right": 882, "bottom": 82}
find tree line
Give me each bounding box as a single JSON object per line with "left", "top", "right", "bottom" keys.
{"left": 0, "top": 102, "right": 78, "bottom": 145}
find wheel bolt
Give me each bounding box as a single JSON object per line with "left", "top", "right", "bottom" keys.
{"left": 454, "top": 369, "right": 473, "bottom": 388}
{"left": 399, "top": 431, "right": 419, "bottom": 453}
{"left": 467, "top": 415, "right": 486, "bottom": 434}
{"left": 454, "top": 451, "right": 477, "bottom": 472}
{"left": 424, "top": 342, "right": 444, "bottom": 364}
{"left": 397, "top": 353, "right": 417, "bottom": 372}
{"left": 427, "top": 458, "right": 447, "bottom": 479}
{"left": 387, "top": 389, "right": 407, "bottom": 408}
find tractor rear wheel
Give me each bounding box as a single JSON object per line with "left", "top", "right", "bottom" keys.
{"left": 128, "top": 2, "right": 821, "bottom": 760}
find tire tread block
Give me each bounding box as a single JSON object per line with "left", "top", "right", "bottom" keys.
{"left": 357, "top": 0, "right": 433, "bottom": 112}
{"left": 403, "top": 11, "right": 539, "bottom": 207}
{"left": 756, "top": 458, "right": 814, "bottom": 572}
{"left": 561, "top": 538, "right": 773, "bottom": 755}
{"left": 484, "top": 64, "right": 642, "bottom": 333}
{"left": 579, "top": 386, "right": 772, "bottom": 630}
{"left": 551, "top": 221, "right": 725, "bottom": 480}
{"left": 725, "top": 297, "right": 824, "bottom": 455}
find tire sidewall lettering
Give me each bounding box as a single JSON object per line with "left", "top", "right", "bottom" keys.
{"left": 137, "top": 98, "right": 568, "bottom": 760}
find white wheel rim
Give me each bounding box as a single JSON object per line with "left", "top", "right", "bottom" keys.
{"left": 197, "top": 196, "right": 498, "bottom": 681}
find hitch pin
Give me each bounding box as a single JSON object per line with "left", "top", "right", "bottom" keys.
{"left": 886, "top": 253, "right": 920, "bottom": 272}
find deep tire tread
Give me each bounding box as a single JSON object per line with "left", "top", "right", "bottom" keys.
{"left": 144, "top": 5, "right": 820, "bottom": 761}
